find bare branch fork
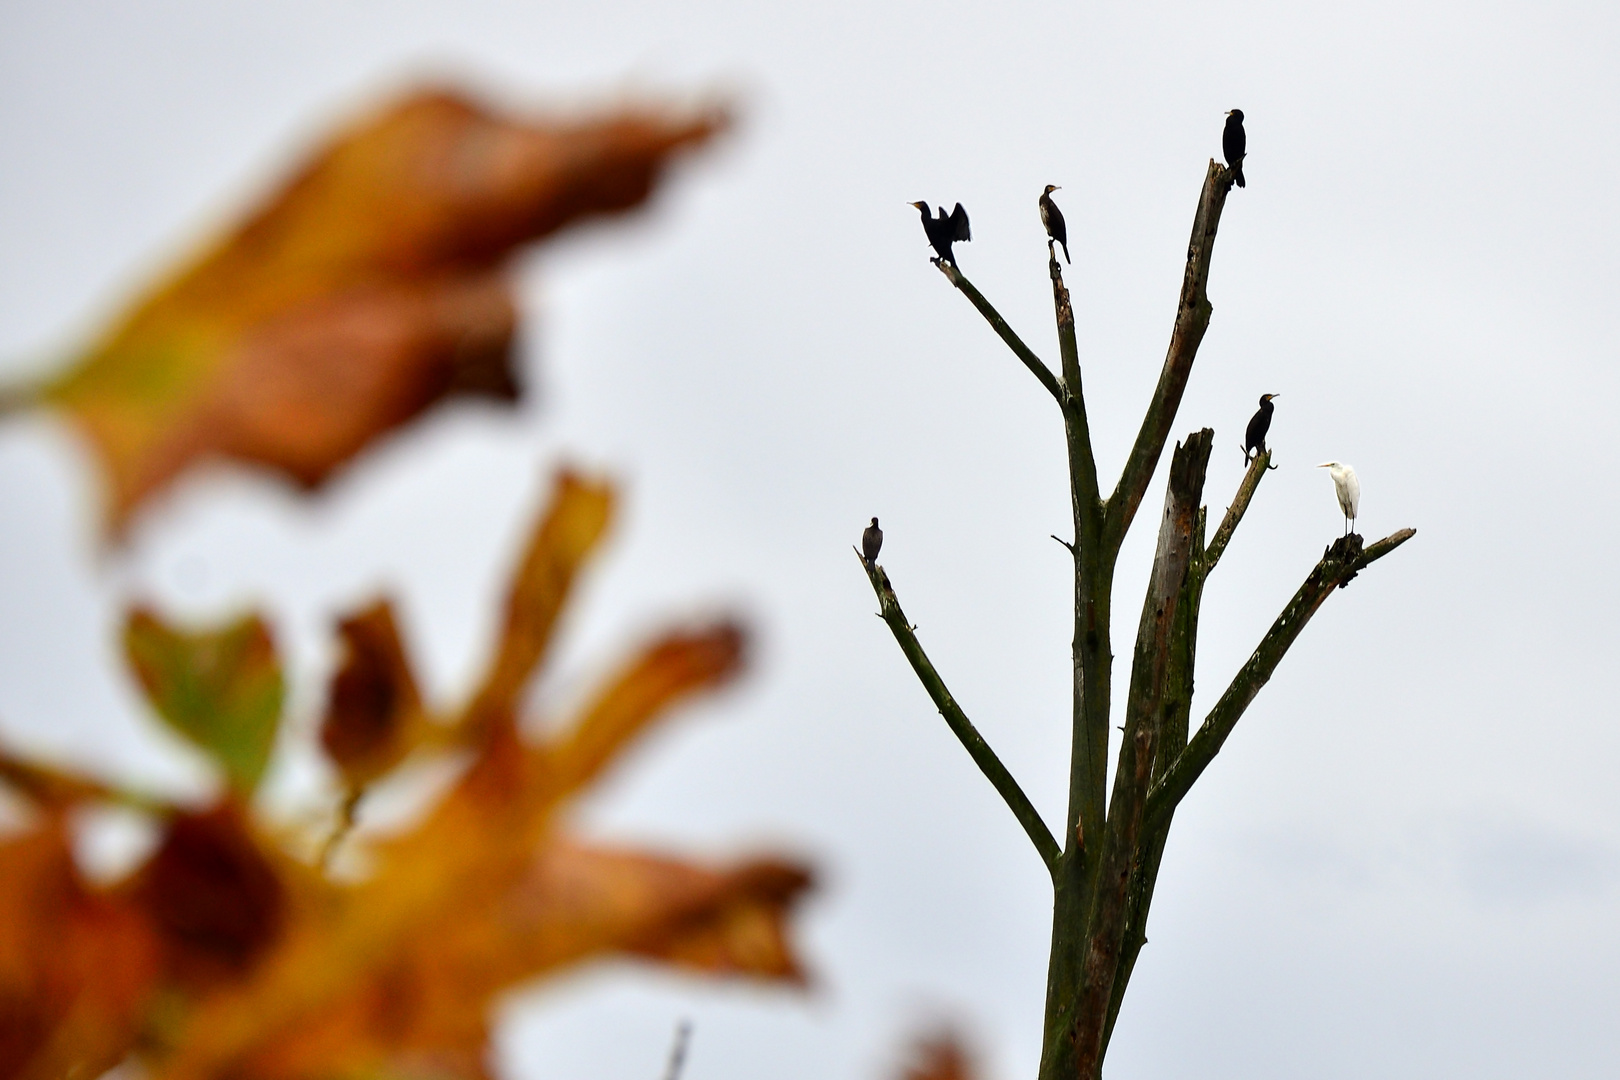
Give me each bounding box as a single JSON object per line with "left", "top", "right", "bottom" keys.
{"left": 860, "top": 159, "right": 1415, "bottom": 1080}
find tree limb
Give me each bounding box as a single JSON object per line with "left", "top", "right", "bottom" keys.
{"left": 1103, "top": 162, "right": 1235, "bottom": 554}
{"left": 1205, "top": 448, "right": 1271, "bottom": 571}
{"left": 938, "top": 261, "right": 1065, "bottom": 405}
{"left": 1049, "top": 255, "right": 1101, "bottom": 520}
{"left": 1052, "top": 253, "right": 1111, "bottom": 897}
{"left": 858, "top": 550, "right": 1062, "bottom": 877}
{"left": 1143, "top": 527, "right": 1417, "bottom": 829}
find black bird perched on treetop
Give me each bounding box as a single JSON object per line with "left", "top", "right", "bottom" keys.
{"left": 1223, "top": 109, "right": 1246, "bottom": 188}
{"left": 1039, "top": 185, "right": 1070, "bottom": 264}
{"left": 909, "top": 201, "right": 971, "bottom": 266}
{"left": 1243, "top": 393, "right": 1278, "bottom": 464}
{"left": 862, "top": 517, "right": 883, "bottom": 565}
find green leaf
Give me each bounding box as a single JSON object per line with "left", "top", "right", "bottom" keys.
{"left": 123, "top": 607, "right": 284, "bottom": 794}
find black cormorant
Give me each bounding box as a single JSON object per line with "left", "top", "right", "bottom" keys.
{"left": 910, "top": 202, "right": 971, "bottom": 266}
{"left": 862, "top": 517, "right": 883, "bottom": 565}
{"left": 1223, "top": 110, "right": 1246, "bottom": 188}
{"left": 1243, "top": 393, "right": 1277, "bottom": 464}
{"left": 1039, "top": 185, "right": 1070, "bottom": 264}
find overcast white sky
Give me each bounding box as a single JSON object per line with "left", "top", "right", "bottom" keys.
{"left": 3, "top": 1, "right": 1619, "bottom": 1078}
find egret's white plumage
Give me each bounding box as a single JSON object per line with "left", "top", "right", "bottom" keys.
{"left": 1316, "top": 461, "right": 1360, "bottom": 534}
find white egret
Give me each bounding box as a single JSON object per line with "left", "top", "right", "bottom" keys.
{"left": 1316, "top": 462, "right": 1360, "bottom": 535}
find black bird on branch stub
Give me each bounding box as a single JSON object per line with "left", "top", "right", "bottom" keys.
{"left": 1244, "top": 393, "right": 1277, "bottom": 464}
{"left": 910, "top": 201, "right": 971, "bottom": 266}
{"left": 862, "top": 517, "right": 883, "bottom": 566}
{"left": 1039, "top": 185, "right": 1070, "bottom": 264}
{"left": 1223, "top": 109, "right": 1246, "bottom": 188}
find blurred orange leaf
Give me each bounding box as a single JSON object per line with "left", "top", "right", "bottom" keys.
{"left": 542, "top": 620, "right": 747, "bottom": 799}
{"left": 0, "top": 822, "right": 160, "bottom": 1080}
{"left": 0, "top": 467, "right": 805, "bottom": 1080}
{"left": 124, "top": 609, "right": 284, "bottom": 796}
{"left": 35, "top": 88, "right": 725, "bottom": 534}
{"left": 470, "top": 467, "right": 615, "bottom": 728}
{"left": 0, "top": 77, "right": 797, "bottom": 1080}
{"left": 66, "top": 466, "right": 808, "bottom": 1080}
{"left": 183, "top": 841, "right": 811, "bottom": 1078}
{"left": 515, "top": 841, "right": 810, "bottom": 981}
{"left": 900, "top": 1032, "right": 979, "bottom": 1080}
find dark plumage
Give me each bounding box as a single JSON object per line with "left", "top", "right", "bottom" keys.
{"left": 1039, "top": 185, "right": 1070, "bottom": 264}
{"left": 1223, "top": 110, "right": 1246, "bottom": 188}
{"left": 910, "top": 201, "right": 971, "bottom": 266}
{"left": 1243, "top": 393, "right": 1278, "bottom": 464}
{"left": 862, "top": 517, "right": 883, "bottom": 565}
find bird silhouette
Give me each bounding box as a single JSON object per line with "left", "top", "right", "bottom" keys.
{"left": 1243, "top": 393, "right": 1278, "bottom": 464}
{"left": 910, "top": 202, "right": 971, "bottom": 266}
{"left": 1223, "top": 110, "right": 1246, "bottom": 188}
{"left": 1039, "top": 185, "right": 1070, "bottom": 264}
{"left": 862, "top": 517, "right": 883, "bottom": 565}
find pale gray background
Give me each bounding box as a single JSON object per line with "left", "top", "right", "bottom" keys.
{"left": 2, "top": 1, "right": 1618, "bottom": 1078}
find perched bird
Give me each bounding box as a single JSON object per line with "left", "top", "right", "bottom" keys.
{"left": 862, "top": 517, "right": 883, "bottom": 565}
{"left": 1039, "top": 185, "right": 1070, "bottom": 264}
{"left": 1243, "top": 393, "right": 1278, "bottom": 464}
{"left": 910, "top": 201, "right": 971, "bottom": 266}
{"left": 1223, "top": 110, "right": 1246, "bottom": 188}
{"left": 1316, "top": 462, "right": 1360, "bottom": 535}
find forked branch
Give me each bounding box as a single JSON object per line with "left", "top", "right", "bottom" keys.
{"left": 859, "top": 551, "right": 1062, "bottom": 876}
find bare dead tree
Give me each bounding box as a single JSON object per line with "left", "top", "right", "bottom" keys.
{"left": 859, "top": 159, "right": 1415, "bottom": 1080}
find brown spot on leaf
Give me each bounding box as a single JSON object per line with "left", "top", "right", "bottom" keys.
{"left": 132, "top": 803, "right": 284, "bottom": 991}
{"left": 320, "top": 599, "right": 423, "bottom": 789}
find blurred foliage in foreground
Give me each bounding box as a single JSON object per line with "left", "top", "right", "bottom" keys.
{"left": 0, "top": 85, "right": 815, "bottom": 1080}
{"left": 36, "top": 86, "right": 723, "bottom": 537}
{"left": 900, "top": 1033, "right": 979, "bottom": 1080}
